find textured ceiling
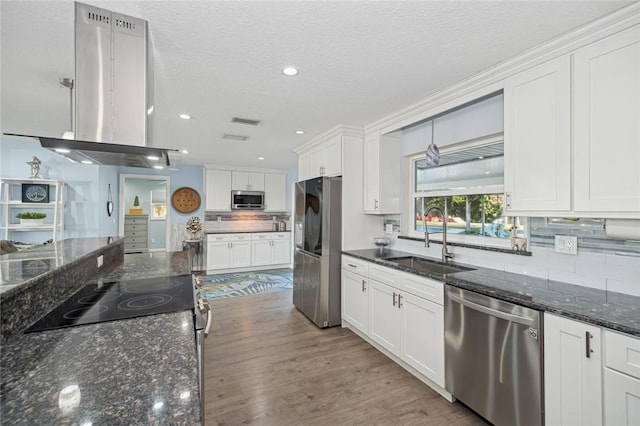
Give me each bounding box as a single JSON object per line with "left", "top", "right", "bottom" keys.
{"left": 0, "top": 1, "right": 632, "bottom": 171}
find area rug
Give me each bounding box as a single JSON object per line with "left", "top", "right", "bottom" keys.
{"left": 198, "top": 269, "right": 293, "bottom": 300}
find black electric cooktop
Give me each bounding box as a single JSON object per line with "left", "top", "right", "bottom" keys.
{"left": 26, "top": 275, "right": 194, "bottom": 333}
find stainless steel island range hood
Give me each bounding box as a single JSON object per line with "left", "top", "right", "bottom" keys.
{"left": 5, "top": 2, "right": 179, "bottom": 168}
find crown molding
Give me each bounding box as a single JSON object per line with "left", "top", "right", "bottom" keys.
{"left": 364, "top": 2, "right": 640, "bottom": 136}
{"left": 293, "top": 124, "right": 364, "bottom": 154}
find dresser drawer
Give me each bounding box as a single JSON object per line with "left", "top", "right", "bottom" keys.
{"left": 229, "top": 234, "right": 251, "bottom": 242}
{"left": 252, "top": 233, "right": 272, "bottom": 240}
{"left": 605, "top": 330, "right": 640, "bottom": 379}
{"left": 342, "top": 255, "right": 369, "bottom": 277}
{"left": 124, "top": 223, "right": 148, "bottom": 232}
{"left": 125, "top": 236, "right": 148, "bottom": 245}
{"left": 124, "top": 230, "right": 147, "bottom": 238}
{"left": 124, "top": 215, "right": 148, "bottom": 225}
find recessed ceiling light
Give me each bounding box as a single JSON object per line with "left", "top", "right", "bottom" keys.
{"left": 296, "top": 130, "right": 305, "bottom": 135}
{"left": 55, "top": 148, "right": 71, "bottom": 153}
{"left": 153, "top": 165, "right": 164, "bottom": 169}
{"left": 258, "top": 157, "right": 265, "bottom": 160}
{"left": 81, "top": 160, "right": 93, "bottom": 165}
{"left": 478, "top": 156, "right": 484, "bottom": 159}
{"left": 146, "top": 155, "right": 160, "bottom": 161}
{"left": 179, "top": 114, "right": 191, "bottom": 120}
{"left": 181, "top": 149, "right": 189, "bottom": 154}
{"left": 282, "top": 66, "right": 298, "bottom": 76}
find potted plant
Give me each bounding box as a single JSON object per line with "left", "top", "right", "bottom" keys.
{"left": 129, "top": 195, "right": 143, "bottom": 215}
{"left": 16, "top": 212, "right": 47, "bottom": 226}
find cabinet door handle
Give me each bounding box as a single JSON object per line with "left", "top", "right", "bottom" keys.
{"left": 585, "top": 331, "right": 594, "bottom": 358}
{"left": 362, "top": 279, "right": 366, "bottom": 292}
{"left": 392, "top": 292, "right": 397, "bottom": 306}
{"left": 505, "top": 192, "right": 511, "bottom": 209}
{"left": 374, "top": 199, "right": 379, "bottom": 209}
{"left": 398, "top": 294, "right": 402, "bottom": 309}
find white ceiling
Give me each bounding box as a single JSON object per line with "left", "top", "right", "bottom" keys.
{"left": 1, "top": 1, "right": 632, "bottom": 171}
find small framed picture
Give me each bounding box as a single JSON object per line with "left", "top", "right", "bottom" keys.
{"left": 22, "top": 184, "right": 49, "bottom": 203}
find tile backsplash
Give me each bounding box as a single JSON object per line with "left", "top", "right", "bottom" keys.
{"left": 391, "top": 217, "right": 640, "bottom": 297}
{"left": 204, "top": 211, "right": 290, "bottom": 232}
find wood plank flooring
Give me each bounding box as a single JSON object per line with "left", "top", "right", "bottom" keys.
{"left": 204, "top": 290, "right": 487, "bottom": 425}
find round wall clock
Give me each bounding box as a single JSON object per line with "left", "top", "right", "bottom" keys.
{"left": 171, "top": 187, "right": 201, "bottom": 214}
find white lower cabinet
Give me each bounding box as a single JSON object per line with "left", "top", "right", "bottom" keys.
{"left": 206, "top": 234, "right": 252, "bottom": 271}
{"left": 604, "top": 330, "right": 640, "bottom": 425}
{"left": 544, "top": 313, "right": 603, "bottom": 426}
{"left": 369, "top": 280, "right": 401, "bottom": 354}
{"left": 399, "top": 292, "right": 444, "bottom": 386}
{"left": 342, "top": 255, "right": 446, "bottom": 393}
{"left": 342, "top": 270, "right": 369, "bottom": 334}
{"left": 251, "top": 232, "right": 291, "bottom": 266}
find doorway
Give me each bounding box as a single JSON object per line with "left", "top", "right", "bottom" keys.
{"left": 119, "top": 174, "right": 170, "bottom": 252}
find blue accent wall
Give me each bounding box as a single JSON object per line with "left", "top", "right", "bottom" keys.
{"left": 1, "top": 136, "right": 204, "bottom": 241}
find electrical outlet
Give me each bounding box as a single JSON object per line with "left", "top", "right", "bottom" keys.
{"left": 555, "top": 235, "right": 578, "bottom": 255}
{"left": 97, "top": 255, "right": 104, "bottom": 268}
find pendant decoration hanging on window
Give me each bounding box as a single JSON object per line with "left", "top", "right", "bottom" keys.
{"left": 425, "top": 118, "right": 440, "bottom": 167}
{"left": 107, "top": 184, "right": 114, "bottom": 217}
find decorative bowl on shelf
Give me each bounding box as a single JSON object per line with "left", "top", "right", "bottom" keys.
{"left": 373, "top": 237, "right": 391, "bottom": 254}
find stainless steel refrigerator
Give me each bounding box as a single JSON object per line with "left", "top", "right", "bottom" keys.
{"left": 293, "top": 176, "right": 342, "bottom": 328}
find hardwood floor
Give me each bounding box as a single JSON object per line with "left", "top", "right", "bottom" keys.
{"left": 204, "top": 290, "right": 487, "bottom": 425}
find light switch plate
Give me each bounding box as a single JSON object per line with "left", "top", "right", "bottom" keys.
{"left": 555, "top": 235, "right": 578, "bottom": 255}
{"left": 97, "top": 255, "right": 104, "bottom": 268}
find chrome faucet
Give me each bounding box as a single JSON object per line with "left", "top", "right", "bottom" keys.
{"left": 423, "top": 206, "right": 454, "bottom": 264}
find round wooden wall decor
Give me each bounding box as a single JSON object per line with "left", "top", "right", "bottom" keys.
{"left": 171, "top": 187, "right": 201, "bottom": 213}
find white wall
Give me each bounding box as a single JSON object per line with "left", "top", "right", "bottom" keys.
{"left": 342, "top": 135, "right": 383, "bottom": 250}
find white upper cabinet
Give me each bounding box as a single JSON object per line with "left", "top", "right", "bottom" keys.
{"left": 264, "top": 173, "right": 287, "bottom": 212}
{"left": 231, "top": 171, "right": 265, "bottom": 191}
{"left": 363, "top": 132, "right": 401, "bottom": 214}
{"left": 205, "top": 169, "right": 232, "bottom": 211}
{"left": 298, "top": 135, "right": 343, "bottom": 180}
{"left": 504, "top": 56, "right": 571, "bottom": 214}
{"left": 573, "top": 26, "right": 640, "bottom": 216}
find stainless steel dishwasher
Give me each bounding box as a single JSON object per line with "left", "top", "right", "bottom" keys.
{"left": 445, "top": 285, "right": 543, "bottom": 426}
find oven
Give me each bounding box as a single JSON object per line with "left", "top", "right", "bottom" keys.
{"left": 192, "top": 275, "right": 212, "bottom": 424}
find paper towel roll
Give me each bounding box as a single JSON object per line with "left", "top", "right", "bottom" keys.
{"left": 605, "top": 219, "right": 640, "bottom": 240}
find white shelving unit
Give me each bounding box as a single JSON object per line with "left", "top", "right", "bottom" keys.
{"left": 1, "top": 178, "right": 65, "bottom": 243}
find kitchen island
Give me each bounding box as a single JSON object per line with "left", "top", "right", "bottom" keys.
{"left": 0, "top": 248, "right": 201, "bottom": 425}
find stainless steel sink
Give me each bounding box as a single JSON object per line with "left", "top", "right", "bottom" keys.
{"left": 384, "top": 256, "right": 474, "bottom": 275}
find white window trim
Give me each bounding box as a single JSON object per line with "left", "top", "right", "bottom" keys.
{"left": 405, "top": 151, "right": 512, "bottom": 250}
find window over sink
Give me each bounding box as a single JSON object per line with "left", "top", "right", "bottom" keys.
{"left": 407, "top": 137, "right": 526, "bottom": 247}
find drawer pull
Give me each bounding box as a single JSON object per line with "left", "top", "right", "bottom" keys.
{"left": 348, "top": 263, "right": 357, "bottom": 268}
{"left": 586, "top": 331, "right": 594, "bottom": 358}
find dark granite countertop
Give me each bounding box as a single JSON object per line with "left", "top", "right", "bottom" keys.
{"left": 344, "top": 248, "right": 640, "bottom": 337}
{"left": 0, "top": 237, "right": 123, "bottom": 295}
{"left": 0, "top": 251, "right": 201, "bottom": 425}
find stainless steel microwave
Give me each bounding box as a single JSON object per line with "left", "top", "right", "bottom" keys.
{"left": 231, "top": 190, "right": 265, "bottom": 210}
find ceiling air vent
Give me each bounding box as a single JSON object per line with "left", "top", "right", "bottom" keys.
{"left": 231, "top": 117, "right": 261, "bottom": 126}
{"left": 222, "top": 133, "right": 249, "bottom": 141}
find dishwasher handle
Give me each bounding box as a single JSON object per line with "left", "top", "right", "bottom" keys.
{"left": 447, "top": 291, "right": 534, "bottom": 326}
